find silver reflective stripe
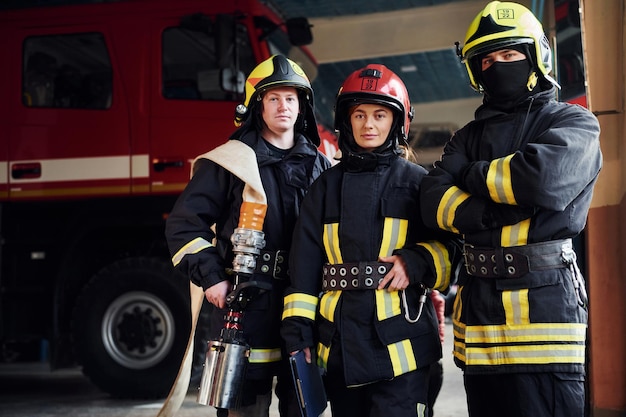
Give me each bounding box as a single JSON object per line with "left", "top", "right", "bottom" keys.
{"left": 172, "top": 237, "right": 213, "bottom": 266}
{"left": 248, "top": 348, "right": 282, "bottom": 363}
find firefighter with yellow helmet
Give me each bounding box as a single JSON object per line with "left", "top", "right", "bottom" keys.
{"left": 166, "top": 55, "right": 330, "bottom": 417}
{"left": 420, "top": 2, "right": 602, "bottom": 416}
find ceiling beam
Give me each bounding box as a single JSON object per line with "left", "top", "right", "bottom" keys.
{"left": 307, "top": 0, "right": 528, "bottom": 64}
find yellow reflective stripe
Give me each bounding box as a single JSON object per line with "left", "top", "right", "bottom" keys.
{"left": 452, "top": 317, "right": 466, "bottom": 340}
{"left": 319, "top": 291, "right": 341, "bottom": 323}
{"left": 171, "top": 237, "right": 213, "bottom": 266}
{"left": 323, "top": 223, "right": 343, "bottom": 264}
{"left": 503, "top": 289, "right": 529, "bottom": 325}
{"left": 436, "top": 186, "right": 471, "bottom": 233}
{"left": 464, "top": 323, "right": 587, "bottom": 344}
{"left": 249, "top": 348, "right": 282, "bottom": 363}
{"left": 317, "top": 343, "right": 330, "bottom": 369}
{"left": 417, "top": 241, "right": 451, "bottom": 290}
{"left": 452, "top": 286, "right": 463, "bottom": 323}
{"left": 452, "top": 316, "right": 465, "bottom": 362}
{"left": 501, "top": 218, "right": 530, "bottom": 247}
{"left": 375, "top": 289, "right": 401, "bottom": 320}
{"left": 455, "top": 321, "right": 587, "bottom": 366}
{"left": 453, "top": 338, "right": 467, "bottom": 363}
{"left": 379, "top": 217, "right": 408, "bottom": 257}
{"left": 416, "top": 403, "right": 426, "bottom": 417}
{"left": 387, "top": 339, "right": 417, "bottom": 376}
{"left": 487, "top": 154, "right": 516, "bottom": 204}
{"left": 453, "top": 315, "right": 467, "bottom": 362}
{"left": 465, "top": 343, "right": 586, "bottom": 365}
{"left": 282, "top": 293, "right": 318, "bottom": 321}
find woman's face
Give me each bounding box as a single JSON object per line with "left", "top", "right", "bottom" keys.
{"left": 349, "top": 103, "right": 393, "bottom": 152}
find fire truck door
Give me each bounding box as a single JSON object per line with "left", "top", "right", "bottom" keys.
{"left": 149, "top": 17, "right": 255, "bottom": 194}
{"left": 10, "top": 28, "right": 131, "bottom": 200}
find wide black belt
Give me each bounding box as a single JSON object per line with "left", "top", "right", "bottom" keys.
{"left": 322, "top": 261, "right": 393, "bottom": 290}
{"left": 254, "top": 249, "right": 289, "bottom": 280}
{"left": 463, "top": 239, "right": 572, "bottom": 278}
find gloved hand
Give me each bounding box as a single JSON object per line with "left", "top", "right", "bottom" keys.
{"left": 482, "top": 203, "right": 536, "bottom": 229}
{"left": 458, "top": 161, "right": 487, "bottom": 192}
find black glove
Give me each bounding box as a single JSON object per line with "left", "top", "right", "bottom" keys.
{"left": 482, "top": 203, "right": 536, "bottom": 229}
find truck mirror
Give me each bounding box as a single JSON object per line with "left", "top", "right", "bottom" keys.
{"left": 221, "top": 68, "right": 245, "bottom": 94}
{"left": 216, "top": 14, "right": 235, "bottom": 68}
{"left": 286, "top": 17, "right": 312, "bottom": 46}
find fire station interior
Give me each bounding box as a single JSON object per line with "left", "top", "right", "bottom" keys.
{"left": 1, "top": 0, "right": 624, "bottom": 415}
{"left": 0, "top": 0, "right": 584, "bottom": 168}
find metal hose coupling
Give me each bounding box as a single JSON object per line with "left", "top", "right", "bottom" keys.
{"left": 231, "top": 201, "right": 267, "bottom": 274}
{"left": 231, "top": 228, "right": 266, "bottom": 275}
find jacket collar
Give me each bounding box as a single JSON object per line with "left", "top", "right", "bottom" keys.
{"left": 476, "top": 86, "right": 556, "bottom": 119}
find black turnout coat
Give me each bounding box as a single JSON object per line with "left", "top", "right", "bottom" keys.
{"left": 281, "top": 153, "right": 461, "bottom": 386}
{"left": 165, "top": 131, "right": 330, "bottom": 379}
{"left": 419, "top": 86, "right": 602, "bottom": 375}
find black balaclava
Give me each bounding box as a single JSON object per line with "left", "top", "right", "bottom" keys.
{"left": 478, "top": 44, "right": 540, "bottom": 106}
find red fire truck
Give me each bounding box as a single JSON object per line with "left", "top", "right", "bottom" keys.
{"left": 0, "top": 0, "right": 336, "bottom": 398}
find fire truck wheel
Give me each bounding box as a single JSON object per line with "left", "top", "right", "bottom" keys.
{"left": 72, "top": 257, "right": 190, "bottom": 399}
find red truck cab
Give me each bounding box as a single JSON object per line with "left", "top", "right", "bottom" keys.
{"left": 0, "top": 0, "right": 335, "bottom": 398}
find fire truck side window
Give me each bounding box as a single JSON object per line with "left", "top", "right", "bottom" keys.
{"left": 162, "top": 24, "right": 255, "bottom": 101}
{"left": 22, "top": 33, "right": 112, "bottom": 109}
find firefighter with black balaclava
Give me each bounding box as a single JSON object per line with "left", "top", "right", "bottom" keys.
{"left": 165, "top": 54, "right": 330, "bottom": 417}
{"left": 280, "top": 64, "right": 461, "bottom": 417}
{"left": 419, "top": 2, "right": 603, "bottom": 417}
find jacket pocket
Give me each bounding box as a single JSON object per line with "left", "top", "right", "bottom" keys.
{"left": 494, "top": 270, "right": 560, "bottom": 291}
{"left": 380, "top": 184, "right": 419, "bottom": 220}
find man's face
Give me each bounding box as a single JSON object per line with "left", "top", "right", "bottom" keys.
{"left": 481, "top": 49, "right": 527, "bottom": 72}
{"left": 260, "top": 86, "right": 299, "bottom": 135}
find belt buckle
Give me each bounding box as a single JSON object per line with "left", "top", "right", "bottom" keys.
{"left": 462, "top": 243, "right": 474, "bottom": 275}
{"left": 273, "top": 249, "right": 287, "bottom": 279}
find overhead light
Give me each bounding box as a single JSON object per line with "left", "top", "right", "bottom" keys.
{"left": 400, "top": 65, "right": 417, "bottom": 73}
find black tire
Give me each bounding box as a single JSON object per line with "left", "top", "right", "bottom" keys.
{"left": 72, "top": 257, "right": 190, "bottom": 398}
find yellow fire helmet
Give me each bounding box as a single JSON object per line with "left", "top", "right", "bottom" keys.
{"left": 459, "top": 1, "right": 559, "bottom": 92}
{"left": 234, "top": 54, "right": 314, "bottom": 127}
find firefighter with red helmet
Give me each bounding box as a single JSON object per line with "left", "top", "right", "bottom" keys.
{"left": 165, "top": 54, "right": 330, "bottom": 417}
{"left": 281, "top": 64, "right": 461, "bottom": 417}
{"left": 420, "top": 2, "right": 602, "bottom": 416}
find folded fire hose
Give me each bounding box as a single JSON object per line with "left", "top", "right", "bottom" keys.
{"left": 157, "top": 140, "right": 267, "bottom": 417}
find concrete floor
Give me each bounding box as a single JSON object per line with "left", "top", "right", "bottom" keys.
{"left": 0, "top": 322, "right": 468, "bottom": 417}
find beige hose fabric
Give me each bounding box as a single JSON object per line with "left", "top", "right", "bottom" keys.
{"left": 157, "top": 140, "right": 267, "bottom": 417}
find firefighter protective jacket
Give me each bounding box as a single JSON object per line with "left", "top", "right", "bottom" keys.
{"left": 165, "top": 131, "right": 330, "bottom": 379}
{"left": 420, "top": 86, "right": 602, "bottom": 375}
{"left": 281, "top": 153, "right": 461, "bottom": 387}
